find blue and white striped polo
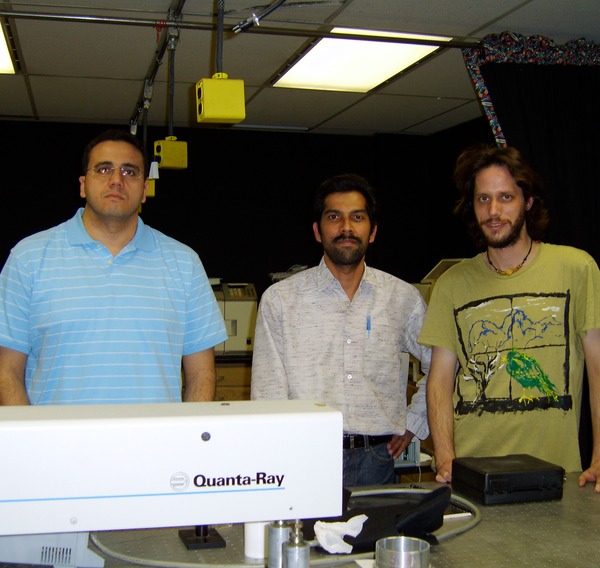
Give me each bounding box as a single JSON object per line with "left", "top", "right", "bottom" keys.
{"left": 0, "top": 208, "right": 227, "bottom": 404}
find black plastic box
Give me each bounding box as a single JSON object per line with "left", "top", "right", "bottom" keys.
{"left": 452, "top": 454, "right": 565, "bottom": 505}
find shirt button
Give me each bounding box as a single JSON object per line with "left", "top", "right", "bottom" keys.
{"left": 346, "top": 338, "right": 352, "bottom": 344}
{"left": 347, "top": 374, "right": 352, "bottom": 380}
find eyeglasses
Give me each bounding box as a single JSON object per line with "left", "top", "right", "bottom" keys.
{"left": 87, "top": 164, "right": 144, "bottom": 179}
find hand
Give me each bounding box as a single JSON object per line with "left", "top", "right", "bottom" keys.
{"left": 578, "top": 460, "right": 600, "bottom": 493}
{"left": 433, "top": 458, "right": 453, "bottom": 484}
{"left": 387, "top": 431, "right": 414, "bottom": 460}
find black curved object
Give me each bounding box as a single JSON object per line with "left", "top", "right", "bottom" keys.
{"left": 302, "top": 485, "right": 451, "bottom": 552}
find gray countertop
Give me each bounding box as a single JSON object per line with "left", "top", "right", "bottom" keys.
{"left": 93, "top": 473, "right": 600, "bottom": 567}
{"left": 430, "top": 472, "right": 600, "bottom": 567}
{"left": 8, "top": 473, "right": 596, "bottom": 568}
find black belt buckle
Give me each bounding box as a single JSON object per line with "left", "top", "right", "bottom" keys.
{"left": 342, "top": 434, "right": 354, "bottom": 449}
{"left": 344, "top": 434, "right": 366, "bottom": 449}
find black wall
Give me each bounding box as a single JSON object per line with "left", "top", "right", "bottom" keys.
{"left": 0, "top": 118, "right": 493, "bottom": 297}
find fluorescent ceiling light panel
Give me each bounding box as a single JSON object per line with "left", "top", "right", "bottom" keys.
{"left": 275, "top": 28, "right": 451, "bottom": 93}
{"left": 0, "top": 23, "right": 15, "bottom": 74}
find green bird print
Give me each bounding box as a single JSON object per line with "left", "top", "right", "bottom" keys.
{"left": 504, "top": 349, "right": 559, "bottom": 404}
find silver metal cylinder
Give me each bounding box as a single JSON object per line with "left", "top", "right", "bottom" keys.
{"left": 282, "top": 520, "right": 309, "bottom": 568}
{"left": 282, "top": 539, "right": 309, "bottom": 568}
{"left": 268, "top": 520, "right": 291, "bottom": 568}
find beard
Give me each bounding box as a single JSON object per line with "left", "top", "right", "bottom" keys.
{"left": 323, "top": 235, "right": 369, "bottom": 266}
{"left": 480, "top": 208, "right": 527, "bottom": 250}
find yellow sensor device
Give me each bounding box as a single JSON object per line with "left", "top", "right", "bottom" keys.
{"left": 196, "top": 73, "right": 245, "bottom": 124}
{"left": 154, "top": 136, "right": 188, "bottom": 170}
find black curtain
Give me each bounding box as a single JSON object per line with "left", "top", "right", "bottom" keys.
{"left": 479, "top": 62, "right": 600, "bottom": 264}
{"left": 471, "top": 39, "right": 600, "bottom": 469}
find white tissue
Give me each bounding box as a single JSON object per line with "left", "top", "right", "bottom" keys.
{"left": 314, "top": 514, "right": 368, "bottom": 554}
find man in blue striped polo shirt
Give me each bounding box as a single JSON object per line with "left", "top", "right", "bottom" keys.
{"left": 0, "top": 130, "right": 227, "bottom": 405}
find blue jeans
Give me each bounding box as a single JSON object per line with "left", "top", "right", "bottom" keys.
{"left": 343, "top": 442, "right": 395, "bottom": 487}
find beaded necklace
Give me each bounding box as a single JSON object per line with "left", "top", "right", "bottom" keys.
{"left": 486, "top": 239, "right": 533, "bottom": 276}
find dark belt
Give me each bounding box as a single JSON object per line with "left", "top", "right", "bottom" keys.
{"left": 343, "top": 434, "right": 391, "bottom": 450}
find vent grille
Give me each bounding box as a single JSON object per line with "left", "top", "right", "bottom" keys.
{"left": 40, "top": 544, "right": 73, "bottom": 566}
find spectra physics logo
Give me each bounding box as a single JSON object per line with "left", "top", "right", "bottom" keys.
{"left": 170, "top": 472, "right": 190, "bottom": 492}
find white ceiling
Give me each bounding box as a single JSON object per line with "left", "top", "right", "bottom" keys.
{"left": 1, "top": 0, "right": 599, "bottom": 136}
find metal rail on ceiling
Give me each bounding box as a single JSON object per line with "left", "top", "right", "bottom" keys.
{"left": 0, "top": 9, "right": 481, "bottom": 48}
{"left": 0, "top": 7, "right": 482, "bottom": 130}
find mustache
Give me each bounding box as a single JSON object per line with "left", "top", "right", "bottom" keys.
{"left": 333, "top": 235, "right": 360, "bottom": 243}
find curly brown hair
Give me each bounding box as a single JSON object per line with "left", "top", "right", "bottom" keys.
{"left": 453, "top": 144, "right": 550, "bottom": 250}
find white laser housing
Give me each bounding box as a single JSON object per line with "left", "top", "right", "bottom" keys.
{"left": 0, "top": 400, "right": 343, "bottom": 536}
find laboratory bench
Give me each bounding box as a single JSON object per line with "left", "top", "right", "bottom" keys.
{"left": 214, "top": 354, "right": 252, "bottom": 401}
{"left": 23, "top": 472, "right": 597, "bottom": 568}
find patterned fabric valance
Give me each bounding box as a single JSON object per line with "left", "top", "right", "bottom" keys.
{"left": 462, "top": 32, "right": 600, "bottom": 146}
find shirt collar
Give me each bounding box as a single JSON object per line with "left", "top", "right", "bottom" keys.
{"left": 315, "top": 256, "right": 376, "bottom": 290}
{"left": 66, "top": 207, "right": 156, "bottom": 251}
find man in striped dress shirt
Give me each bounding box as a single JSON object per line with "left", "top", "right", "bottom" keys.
{"left": 252, "top": 174, "right": 430, "bottom": 487}
{"left": 0, "top": 130, "right": 226, "bottom": 405}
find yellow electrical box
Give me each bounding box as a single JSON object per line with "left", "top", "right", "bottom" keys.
{"left": 196, "top": 73, "right": 246, "bottom": 124}
{"left": 154, "top": 136, "right": 188, "bottom": 170}
{"left": 145, "top": 178, "right": 156, "bottom": 198}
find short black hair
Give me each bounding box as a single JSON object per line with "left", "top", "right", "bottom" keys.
{"left": 81, "top": 129, "right": 148, "bottom": 176}
{"left": 313, "top": 173, "right": 378, "bottom": 227}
